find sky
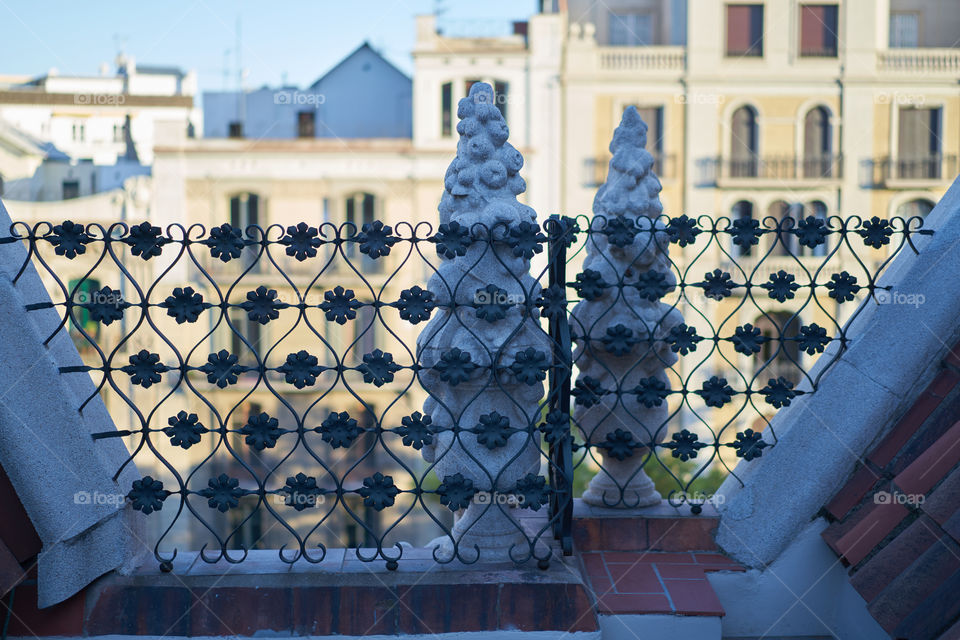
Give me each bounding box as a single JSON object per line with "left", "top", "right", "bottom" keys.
{"left": 0, "top": 0, "right": 538, "bottom": 92}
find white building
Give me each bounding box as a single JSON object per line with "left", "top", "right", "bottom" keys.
{"left": 0, "top": 56, "right": 199, "bottom": 202}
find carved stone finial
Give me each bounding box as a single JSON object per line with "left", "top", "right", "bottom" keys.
{"left": 418, "top": 82, "right": 548, "bottom": 560}
{"left": 571, "top": 107, "right": 683, "bottom": 508}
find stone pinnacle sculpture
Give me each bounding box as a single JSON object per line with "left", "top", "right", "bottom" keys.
{"left": 417, "top": 83, "right": 549, "bottom": 561}
{"left": 572, "top": 107, "right": 684, "bottom": 508}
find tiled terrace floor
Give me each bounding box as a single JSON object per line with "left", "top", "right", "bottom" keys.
{"left": 580, "top": 550, "right": 745, "bottom": 616}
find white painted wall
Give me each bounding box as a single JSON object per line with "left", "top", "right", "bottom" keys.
{"left": 0, "top": 63, "right": 198, "bottom": 197}
{"left": 709, "top": 520, "right": 888, "bottom": 639}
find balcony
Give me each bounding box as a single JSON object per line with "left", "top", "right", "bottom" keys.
{"left": 878, "top": 48, "right": 960, "bottom": 75}
{"left": 584, "top": 153, "right": 676, "bottom": 187}
{"left": 863, "top": 155, "right": 959, "bottom": 188}
{"left": 564, "top": 25, "right": 686, "bottom": 79}
{"left": 702, "top": 155, "right": 843, "bottom": 188}
{"left": 596, "top": 45, "right": 686, "bottom": 72}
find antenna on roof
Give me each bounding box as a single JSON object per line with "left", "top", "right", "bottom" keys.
{"left": 222, "top": 48, "right": 231, "bottom": 90}
{"left": 113, "top": 33, "right": 129, "bottom": 73}
{"left": 235, "top": 15, "right": 245, "bottom": 124}
{"left": 235, "top": 16, "right": 242, "bottom": 92}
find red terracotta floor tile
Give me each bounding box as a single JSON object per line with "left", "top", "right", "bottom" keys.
{"left": 581, "top": 553, "right": 607, "bottom": 578}
{"left": 586, "top": 571, "right": 615, "bottom": 596}
{"left": 596, "top": 593, "right": 673, "bottom": 615}
{"left": 655, "top": 563, "right": 709, "bottom": 580}
{"left": 606, "top": 563, "right": 663, "bottom": 594}
{"left": 605, "top": 551, "right": 696, "bottom": 563}
{"left": 664, "top": 579, "right": 725, "bottom": 616}
{"left": 692, "top": 553, "right": 739, "bottom": 565}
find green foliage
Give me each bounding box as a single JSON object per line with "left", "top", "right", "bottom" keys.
{"left": 571, "top": 450, "right": 728, "bottom": 500}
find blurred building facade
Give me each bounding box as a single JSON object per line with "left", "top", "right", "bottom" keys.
{"left": 0, "top": 56, "right": 199, "bottom": 202}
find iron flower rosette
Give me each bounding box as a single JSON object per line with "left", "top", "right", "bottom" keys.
{"left": 572, "top": 107, "right": 683, "bottom": 507}
{"left": 417, "top": 83, "right": 548, "bottom": 561}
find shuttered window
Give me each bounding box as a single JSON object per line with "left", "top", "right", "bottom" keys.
{"left": 726, "top": 4, "right": 764, "bottom": 57}
{"left": 799, "top": 4, "right": 838, "bottom": 57}
{"left": 898, "top": 107, "right": 942, "bottom": 158}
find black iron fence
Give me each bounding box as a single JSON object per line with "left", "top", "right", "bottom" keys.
{"left": 862, "top": 155, "right": 958, "bottom": 187}
{"left": 0, "top": 213, "right": 929, "bottom": 569}
{"left": 703, "top": 154, "right": 843, "bottom": 181}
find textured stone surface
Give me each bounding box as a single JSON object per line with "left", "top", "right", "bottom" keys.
{"left": 416, "top": 83, "right": 548, "bottom": 561}
{"left": 0, "top": 199, "right": 147, "bottom": 607}
{"left": 570, "top": 107, "right": 682, "bottom": 508}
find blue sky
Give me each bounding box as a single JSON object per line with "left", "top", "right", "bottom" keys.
{"left": 0, "top": 0, "right": 537, "bottom": 91}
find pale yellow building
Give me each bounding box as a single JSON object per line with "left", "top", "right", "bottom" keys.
{"left": 546, "top": 0, "right": 959, "bottom": 449}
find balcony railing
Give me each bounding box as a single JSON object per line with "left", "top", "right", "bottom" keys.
{"left": 878, "top": 48, "right": 960, "bottom": 73}
{"left": 596, "top": 46, "right": 686, "bottom": 72}
{"left": 704, "top": 155, "right": 843, "bottom": 183}
{"left": 4, "top": 213, "right": 928, "bottom": 570}
{"left": 863, "top": 155, "right": 959, "bottom": 187}
{"left": 584, "top": 153, "right": 676, "bottom": 186}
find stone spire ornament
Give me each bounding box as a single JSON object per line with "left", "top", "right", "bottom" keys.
{"left": 571, "top": 107, "right": 684, "bottom": 507}
{"left": 417, "top": 83, "right": 549, "bottom": 561}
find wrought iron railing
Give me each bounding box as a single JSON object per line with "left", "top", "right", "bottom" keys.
{"left": 703, "top": 154, "right": 843, "bottom": 182}
{"left": 863, "top": 155, "right": 959, "bottom": 186}
{"left": 0, "top": 212, "right": 929, "bottom": 569}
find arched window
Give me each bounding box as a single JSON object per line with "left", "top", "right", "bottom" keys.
{"left": 730, "top": 106, "right": 759, "bottom": 177}
{"left": 732, "top": 200, "right": 755, "bottom": 257}
{"left": 768, "top": 200, "right": 800, "bottom": 256}
{"left": 803, "top": 106, "right": 832, "bottom": 177}
{"left": 896, "top": 198, "right": 935, "bottom": 219}
{"left": 755, "top": 311, "right": 801, "bottom": 384}
{"left": 802, "top": 201, "right": 829, "bottom": 257}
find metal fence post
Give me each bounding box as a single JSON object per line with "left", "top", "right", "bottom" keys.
{"left": 546, "top": 214, "right": 573, "bottom": 555}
